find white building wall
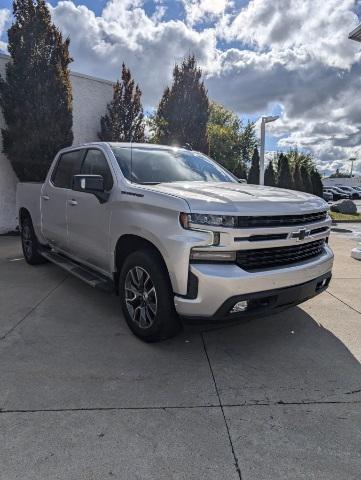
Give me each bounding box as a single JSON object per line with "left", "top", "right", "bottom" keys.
{"left": 0, "top": 55, "right": 18, "bottom": 233}
{"left": 0, "top": 53, "right": 114, "bottom": 233}
{"left": 323, "top": 177, "right": 361, "bottom": 187}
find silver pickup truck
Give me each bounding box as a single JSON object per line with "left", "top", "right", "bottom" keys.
{"left": 17, "top": 142, "right": 334, "bottom": 341}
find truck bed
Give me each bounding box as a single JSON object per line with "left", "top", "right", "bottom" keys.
{"left": 16, "top": 182, "right": 44, "bottom": 234}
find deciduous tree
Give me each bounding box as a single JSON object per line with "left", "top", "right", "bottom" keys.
{"left": 207, "top": 102, "right": 242, "bottom": 171}
{"left": 239, "top": 121, "right": 258, "bottom": 164}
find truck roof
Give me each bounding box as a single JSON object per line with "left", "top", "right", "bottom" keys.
{"left": 69, "top": 142, "right": 188, "bottom": 151}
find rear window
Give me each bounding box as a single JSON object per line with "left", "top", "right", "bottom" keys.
{"left": 52, "top": 150, "right": 84, "bottom": 188}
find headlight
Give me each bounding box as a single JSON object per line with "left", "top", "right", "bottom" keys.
{"left": 180, "top": 212, "right": 237, "bottom": 229}
{"left": 190, "top": 250, "right": 236, "bottom": 262}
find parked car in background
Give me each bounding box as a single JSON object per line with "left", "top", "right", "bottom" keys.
{"left": 17, "top": 142, "right": 333, "bottom": 341}
{"left": 351, "top": 185, "right": 361, "bottom": 195}
{"left": 322, "top": 190, "right": 333, "bottom": 202}
{"left": 335, "top": 185, "right": 361, "bottom": 199}
{"left": 323, "top": 187, "right": 349, "bottom": 201}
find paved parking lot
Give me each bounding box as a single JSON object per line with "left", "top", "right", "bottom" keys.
{"left": 0, "top": 233, "right": 361, "bottom": 479}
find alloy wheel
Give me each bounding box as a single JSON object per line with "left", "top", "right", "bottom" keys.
{"left": 124, "top": 266, "right": 158, "bottom": 329}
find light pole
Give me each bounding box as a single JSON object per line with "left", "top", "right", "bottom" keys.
{"left": 260, "top": 115, "right": 279, "bottom": 185}
{"left": 349, "top": 157, "right": 356, "bottom": 178}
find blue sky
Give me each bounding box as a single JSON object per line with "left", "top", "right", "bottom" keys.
{"left": 1, "top": 0, "right": 361, "bottom": 174}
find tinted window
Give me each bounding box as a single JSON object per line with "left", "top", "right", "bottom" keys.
{"left": 111, "top": 147, "right": 235, "bottom": 184}
{"left": 81, "top": 149, "right": 113, "bottom": 191}
{"left": 52, "top": 150, "right": 84, "bottom": 188}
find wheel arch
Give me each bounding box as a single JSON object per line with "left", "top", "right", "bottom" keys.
{"left": 114, "top": 234, "right": 171, "bottom": 287}
{"left": 19, "top": 207, "right": 32, "bottom": 230}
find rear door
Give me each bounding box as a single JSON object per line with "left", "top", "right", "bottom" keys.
{"left": 67, "top": 148, "right": 115, "bottom": 272}
{"left": 41, "top": 149, "right": 84, "bottom": 250}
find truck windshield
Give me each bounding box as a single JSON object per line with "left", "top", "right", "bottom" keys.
{"left": 111, "top": 146, "right": 236, "bottom": 184}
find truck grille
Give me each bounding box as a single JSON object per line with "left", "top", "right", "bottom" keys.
{"left": 236, "top": 239, "right": 326, "bottom": 271}
{"left": 236, "top": 211, "right": 327, "bottom": 228}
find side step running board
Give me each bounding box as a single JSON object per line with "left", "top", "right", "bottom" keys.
{"left": 40, "top": 250, "right": 114, "bottom": 292}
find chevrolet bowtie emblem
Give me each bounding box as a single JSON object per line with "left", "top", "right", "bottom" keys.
{"left": 291, "top": 228, "right": 310, "bottom": 241}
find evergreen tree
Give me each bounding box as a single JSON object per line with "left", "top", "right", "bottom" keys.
{"left": 264, "top": 161, "right": 276, "bottom": 187}
{"left": 293, "top": 161, "right": 304, "bottom": 191}
{"left": 99, "top": 63, "right": 144, "bottom": 142}
{"left": 0, "top": 0, "right": 73, "bottom": 181}
{"left": 247, "top": 147, "right": 260, "bottom": 184}
{"left": 233, "top": 160, "right": 248, "bottom": 181}
{"left": 277, "top": 153, "right": 293, "bottom": 189}
{"left": 310, "top": 168, "right": 323, "bottom": 197}
{"left": 301, "top": 164, "right": 313, "bottom": 193}
{"left": 153, "top": 55, "right": 209, "bottom": 152}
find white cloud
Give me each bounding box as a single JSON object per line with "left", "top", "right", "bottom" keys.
{"left": 0, "top": 8, "right": 10, "bottom": 52}
{"left": 182, "top": 0, "right": 232, "bottom": 26}
{"left": 219, "top": 0, "right": 360, "bottom": 69}
{"left": 50, "top": 1, "right": 217, "bottom": 105}
{"left": 212, "top": 0, "right": 361, "bottom": 175}
{"left": 20, "top": 0, "right": 361, "bottom": 175}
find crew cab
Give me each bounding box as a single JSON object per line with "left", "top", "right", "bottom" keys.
{"left": 17, "top": 143, "right": 333, "bottom": 341}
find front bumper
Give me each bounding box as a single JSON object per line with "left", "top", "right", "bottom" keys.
{"left": 174, "top": 244, "right": 334, "bottom": 318}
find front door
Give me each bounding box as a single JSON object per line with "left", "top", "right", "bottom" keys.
{"left": 41, "top": 149, "right": 84, "bottom": 250}
{"left": 67, "top": 148, "right": 114, "bottom": 272}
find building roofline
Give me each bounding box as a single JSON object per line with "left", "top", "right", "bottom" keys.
{"left": 0, "top": 52, "right": 114, "bottom": 86}
{"left": 349, "top": 24, "right": 361, "bottom": 42}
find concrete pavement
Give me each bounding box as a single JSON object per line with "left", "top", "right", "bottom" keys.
{"left": 0, "top": 234, "right": 360, "bottom": 479}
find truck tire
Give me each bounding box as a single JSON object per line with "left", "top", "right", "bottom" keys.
{"left": 21, "top": 216, "right": 47, "bottom": 265}
{"left": 119, "top": 249, "right": 181, "bottom": 342}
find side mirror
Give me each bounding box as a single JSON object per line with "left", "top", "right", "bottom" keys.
{"left": 72, "top": 175, "right": 109, "bottom": 203}
{"left": 237, "top": 178, "right": 247, "bottom": 184}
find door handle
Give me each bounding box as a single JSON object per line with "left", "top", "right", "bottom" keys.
{"left": 41, "top": 195, "right": 50, "bottom": 201}
{"left": 68, "top": 199, "right": 78, "bottom": 206}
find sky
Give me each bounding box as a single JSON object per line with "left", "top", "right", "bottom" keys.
{"left": 1, "top": 0, "right": 361, "bottom": 176}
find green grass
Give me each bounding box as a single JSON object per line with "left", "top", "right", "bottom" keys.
{"left": 330, "top": 211, "right": 361, "bottom": 222}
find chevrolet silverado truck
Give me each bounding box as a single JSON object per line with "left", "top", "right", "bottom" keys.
{"left": 17, "top": 142, "right": 334, "bottom": 341}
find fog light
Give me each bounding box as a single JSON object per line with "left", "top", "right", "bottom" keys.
{"left": 230, "top": 300, "right": 248, "bottom": 313}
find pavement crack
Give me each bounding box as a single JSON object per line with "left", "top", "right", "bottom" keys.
{"left": 345, "top": 388, "right": 361, "bottom": 395}
{"left": 326, "top": 290, "right": 361, "bottom": 316}
{"left": 0, "top": 405, "right": 220, "bottom": 414}
{"left": 0, "top": 274, "right": 69, "bottom": 340}
{"left": 223, "top": 399, "right": 361, "bottom": 407}
{"left": 200, "top": 332, "right": 243, "bottom": 480}
{"left": 1, "top": 398, "right": 361, "bottom": 415}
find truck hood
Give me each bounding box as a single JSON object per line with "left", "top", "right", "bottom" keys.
{"left": 149, "top": 181, "right": 328, "bottom": 215}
